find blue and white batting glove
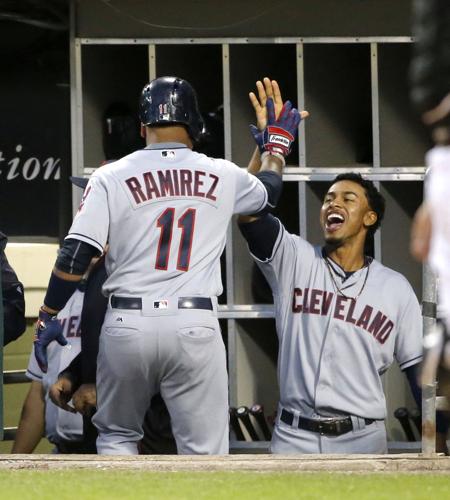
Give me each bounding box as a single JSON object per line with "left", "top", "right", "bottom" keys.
{"left": 34, "top": 308, "right": 67, "bottom": 373}
{"left": 250, "top": 98, "right": 302, "bottom": 158}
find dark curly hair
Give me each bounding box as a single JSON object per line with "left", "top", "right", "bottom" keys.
{"left": 331, "top": 172, "right": 385, "bottom": 237}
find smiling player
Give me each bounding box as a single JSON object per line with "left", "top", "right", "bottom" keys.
{"left": 238, "top": 79, "right": 423, "bottom": 454}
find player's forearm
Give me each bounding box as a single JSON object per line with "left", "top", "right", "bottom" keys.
{"left": 248, "top": 149, "right": 285, "bottom": 177}
{"left": 41, "top": 270, "right": 82, "bottom": 315}
{"left": 12, "top": 382, "right": 45, "bottom": 453}
{"left": 247, "top": 147, "right": 261, "bottom": 175}
{"left": 259, "top": 152, "right": 285, "bottom": 176}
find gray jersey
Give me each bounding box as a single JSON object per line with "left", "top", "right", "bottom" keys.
{"left": 67, "top": 143, "right": 267, "bottom": 298}
{"left": 66, "top": 142, "right": 268, "bottom": 455}
{"left": 26, "top": 289, "right": 83, "bottom": 444}
{"left": 254, "top": 220, "right": 423, "bottom": 420}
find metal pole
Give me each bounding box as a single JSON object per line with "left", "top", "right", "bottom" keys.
{"left": 421, "top": 262, "right": 438, "bottom": 455}
{"left": 296, "top": 43, "right": 307, "bottom": 240}
{"left": 222, "top": 43, "right": 237, "bottom": 406}
{"left": 422, "top": 382, "right": 437, "bottom": 455}
{"left": 70, "top": 1, "right": 84, "bottom": 216}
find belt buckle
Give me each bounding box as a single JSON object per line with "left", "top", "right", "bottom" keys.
{"left": 319, "top": 418, "right": 338, "bottom": 436}
{"left": 318, "top": 422, "right": 325, "bottom": 435}
{"left": 333, "top": 418, "right": 351, "bottom": 436}
{"left": 153, "top": 300, "right": 168, "bottom": 309}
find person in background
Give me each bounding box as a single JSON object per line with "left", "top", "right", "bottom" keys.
{"left": 409, "top": 0, "right": 450, "bottom": 453}
{"left": 12, "top": 283, "right": 86, "bottom": 453}
{"left": 1, "top": 230, "right": 25, "bottom": 346}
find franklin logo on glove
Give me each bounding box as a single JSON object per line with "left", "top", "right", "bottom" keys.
{"left": 250, "top": 98, "right": 301, "bottom": 161}
{"left": 268, "top": 129, "right": 292, "bottom": 150}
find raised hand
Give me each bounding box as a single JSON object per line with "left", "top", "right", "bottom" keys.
{"left": 249, "top": 77, "right": 284, "bottom": 131}
{"left": 251, "top": 98, "right": 301, "bottom": 158}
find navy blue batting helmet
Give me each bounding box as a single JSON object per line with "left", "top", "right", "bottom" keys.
{"left": 139, "top": 76, "right": 204, "bottom": 142}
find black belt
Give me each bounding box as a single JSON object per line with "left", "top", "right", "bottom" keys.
{"left": 280, "top": 409, "right": 376, "bottom": 436}
{"left": 110, "top": 295, "right": 213, "bottom": 311}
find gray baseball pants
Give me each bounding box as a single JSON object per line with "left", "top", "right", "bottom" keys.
{"left": 92, "top": 299, "right": 229, "bottom": 455}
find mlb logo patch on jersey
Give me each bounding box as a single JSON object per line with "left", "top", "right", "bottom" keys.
{"left": 161, "top": 150, "right": 176, "bottom": 159}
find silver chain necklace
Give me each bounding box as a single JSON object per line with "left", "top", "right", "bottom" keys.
{"left": 324, "top": 257, "right": 371, "bottom": 302}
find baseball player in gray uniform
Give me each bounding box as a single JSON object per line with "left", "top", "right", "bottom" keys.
{"left": 13, "top": 288, "right": 84, "bottom": 453}
{"left": 32, "top": 76, "right": 301, "bottom": 455}
{"left": 238, "top": 80, "right": 423, "bottom": 454}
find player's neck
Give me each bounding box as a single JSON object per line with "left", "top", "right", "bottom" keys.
{"left": 144, "top": 125, "right": 193, "bottom": 149}
{"left": 324, "top": 242, "right": 366, "bottom": 271}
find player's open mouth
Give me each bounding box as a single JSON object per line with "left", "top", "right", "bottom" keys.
{"left": 325, "top": 212, "right": 345, "bottom": 232}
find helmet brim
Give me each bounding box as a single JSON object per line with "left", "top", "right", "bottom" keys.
{"left": 70, "top": 176, "right": 89, "bottom": 189}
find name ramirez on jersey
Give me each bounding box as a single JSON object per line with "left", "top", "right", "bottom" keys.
{"left": 125, "top": 168, "right": 219, "bottom": 206}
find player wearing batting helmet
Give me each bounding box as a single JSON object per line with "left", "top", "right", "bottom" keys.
{"left": 239, "top": 78, "right": 424, "bottom": 454}
{"left": 32, "top": 75, "right": 303, "bottom": 454}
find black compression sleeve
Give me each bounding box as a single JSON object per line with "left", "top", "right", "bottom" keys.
{"left": 57, "top": 239, "right": 101, "bottom": 275}
{"left": 81, "top": 257, "right": 108, "bottom": 384}
{"left": 238, "top": 214, "right": 281, "bottom": 261}
{"left": 44, "top": 272, "right": 80, "bottom": 312}
{"left": 254, "top": 171, "right": 283, "bottom": 214}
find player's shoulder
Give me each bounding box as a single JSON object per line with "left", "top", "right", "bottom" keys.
{"left": 276, "top": 223, "right": 316, "bottom": 256}
{"left": 370, "top": 259, "right": 415, "bottom": 293}
{"left": 88, "top": 152, "right": 143, "bottom": 185}
{"left": 206, "top": 156, "right": 244, "bottom": 173}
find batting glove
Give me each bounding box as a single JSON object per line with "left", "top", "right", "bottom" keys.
{"left": 34, "top": 308, "right": 67, "bottom": 373}
{"left": 250, "top": 98, "right": 301, "bottom": 157}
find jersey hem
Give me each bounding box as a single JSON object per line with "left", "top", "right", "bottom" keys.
{"left": 25, "top": 369, "right": 43, "bottom": 381}
{"left": 399, "top": 355, "right": 423, "bottom": 371}
{"left": 65, "top": 233, "right": 104, "bottom": 254}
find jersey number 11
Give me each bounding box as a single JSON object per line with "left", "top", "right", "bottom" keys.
{"left": 155, "top": 208, "right": 196, "bottom": 272}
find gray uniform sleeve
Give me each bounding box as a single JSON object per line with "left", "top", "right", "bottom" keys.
{"left": 394, "top": 283, "right": 423, "bottom": 370}
{"left": 66, "top": 174, "right": 109, "bottom": 253}
{"left": 232, "top": 163, "right": 268, "bottom": 215}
